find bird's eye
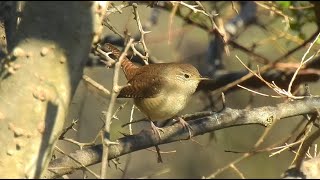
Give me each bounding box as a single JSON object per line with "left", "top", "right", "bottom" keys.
{"left": 184, "top": 73, "right": 190, "bottom": 78}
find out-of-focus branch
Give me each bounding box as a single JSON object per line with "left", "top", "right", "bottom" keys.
{"left": 197, "top": 59, "right": 320, "bottom": 93}
{"left": 204, "top": 1, "right": 258, "bottom": 77}
{"left": 84, "top": 55, "right": 320, "bottom": 100}
{"left": 44, "top": 97, "right": 320, "bottom": 178}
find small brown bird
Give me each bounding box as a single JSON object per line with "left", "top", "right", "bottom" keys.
{"left": 103, "top": 43, "right": 207, "bottom": 138}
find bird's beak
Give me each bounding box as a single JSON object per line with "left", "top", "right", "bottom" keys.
{"left": 189, "top": 76, "right": 211, "bottom": 81}
{"left": 190, "top": 77, "right": 211, "bottom": 81}
{"left": 196, "top": 76, "right": 211, "bottom": 80}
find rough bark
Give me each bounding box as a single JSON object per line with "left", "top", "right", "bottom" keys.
{"left": 43, "top": 97, "right": 320, "bottom": 178}
{"left": 0, "top": 2, "right": 107, "bottom": 178}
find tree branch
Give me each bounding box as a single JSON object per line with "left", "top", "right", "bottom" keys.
{"left": 43, "top": 97, "right": 320, "bottom": 178}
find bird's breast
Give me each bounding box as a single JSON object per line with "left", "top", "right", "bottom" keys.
{"left": 134, "top": 93, "right": 189, "bottom": 121}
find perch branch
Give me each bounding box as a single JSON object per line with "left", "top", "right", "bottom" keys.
{"left": 44, "top": 97, "right": 320, "bottom": 178}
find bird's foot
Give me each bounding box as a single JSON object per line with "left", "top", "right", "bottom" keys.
{"left": 150, "top": 121, "right": 164, "bottom": 140}
{"left": 176, "top": 117, "right": 193, "bottom": 139}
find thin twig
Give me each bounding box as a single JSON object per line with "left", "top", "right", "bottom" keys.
{"left": 53, "top": 146, "right": 100, "bottom": 178}
{"left": 235, "top": 55, "right": 304, "bottom": 99}
{"left": 103, "top": 18, "right": 125, "bottom": 39}
{"left": 129, "top": 104, "right": 135, "bottom": 135}
{"left": 254, "top": 1, "right": 293, "bottom": 31}
{"left": 106, "top": 2, "right": 130, "bottom": 16}
{"left": 121, "top": 154, "right": 132, "bottom": 179}
{"left": 95, "top": 45, "right": 117, "bottom": 67}
{"left": 132, "top": 3, "right": 150, "bottom": 64}
{"left": 145, "top": 148, "right": 177, "bottom": 154}
{"left": 82, "top": 75, "right": 111, "bottom": 96}
{"left": 230, "top": 164, "right": 245, "bottom": 179}
{"left": 205, "top": 153, "right": 251, "bottom": 178}
{"left": 166, "top": 1, "right": 224, "bottom": 39}
{"left": 195, "top": 1, "right": 226, "bottom": 40}
{"left": 288, "top": 32, "right": 320, "bottom": 94}
{"left": 178, "top": 1, "right": 208, "bottom": 15}
{"left": 45, "top": 97, "right": 320, "bottom": 178}
{"left": 269, "top": 140, "right": 304, "bottom": 157}
{"left": 206, "top": 108, "right": 279, "bottom": 178}
{"left": 248, "top": 116, "right": 307, "bottom": 154}
{"left": 100, "top": 38, "right": 134, "bottom": 179}
{"left": 61, "top": 138, "right": 97, "bottom": 150}
{"left": 211, "top": 31, "right": 320, "bottom": 95}
{"left": 59, "top": 119, "right": 79, "bottom": 139}
{"left": 168, "top": 2, "right": 179, "bottom": 45}
{"left": 111, "top": 101, "right": 129, "bottom": 121}
{"left": 291, "top": 114, "right": 320, "bottom": 168}
{"left": 237, "top": 84, "right": 282, "bottom": 98}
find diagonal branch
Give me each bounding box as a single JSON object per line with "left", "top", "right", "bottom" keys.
{"left": 44, "top": 97, "right": 320, "bottom": 178}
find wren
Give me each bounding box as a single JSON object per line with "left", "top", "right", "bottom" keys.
{"left": 102, "top": 43, "right": 207, "bottom": 138}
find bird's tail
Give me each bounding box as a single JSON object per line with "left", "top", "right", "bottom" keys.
{"left": 101, "top": 43, "right": 138, "bottom": 80}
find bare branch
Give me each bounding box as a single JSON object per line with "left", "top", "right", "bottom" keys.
{"left": 132, "top": 3, "right": 150, "bottom": 64}
{"left": 44, "top": 97, "right": 320, "bottom": 178}
{"left": 288, "top": 32, "right": 320, "bottom": 94}
{"left": 82, "top": 75, "right": 111, "bottom": 97}
{"left": 230, "top": 164, "right": 245, "bottom": 179}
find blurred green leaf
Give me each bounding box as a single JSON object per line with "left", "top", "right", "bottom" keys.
{"left": 276, "top": 1, "right": 291, "bottom": 8}
{"left": 316, "top": 37, "right": 320, "bottom": 45}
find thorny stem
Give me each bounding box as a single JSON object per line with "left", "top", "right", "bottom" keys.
{"left": 100, "top": 38, "right": 134, "bottom": 179}
{"left": 132, "top": 3, "right": 150, "bottom": 64}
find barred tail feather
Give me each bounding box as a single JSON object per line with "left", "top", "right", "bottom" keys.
{"left": 102, "top": 43, "right": 138, "bottom": 80}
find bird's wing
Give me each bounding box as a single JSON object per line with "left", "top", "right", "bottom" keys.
{"left": 118, "top": 74, "right": 166, "bottom": 98}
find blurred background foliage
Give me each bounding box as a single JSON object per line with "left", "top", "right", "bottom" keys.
{"left": 55, "top": 1, "right": 320, "bottom": 178}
